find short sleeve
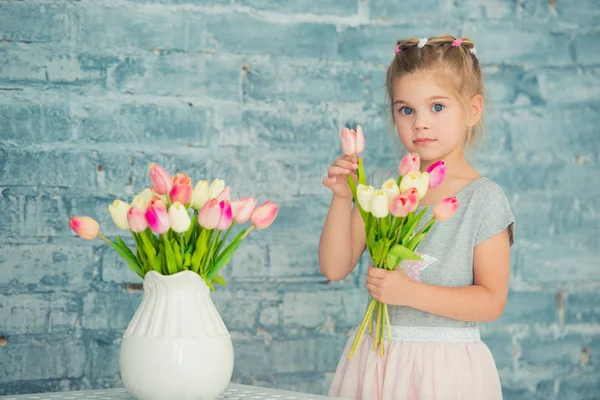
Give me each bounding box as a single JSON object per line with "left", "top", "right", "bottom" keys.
{"left": 475, "top": 183, "right": 515, "bottom": 247}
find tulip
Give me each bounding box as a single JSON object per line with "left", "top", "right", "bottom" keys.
{"left": 370, "top": 190, "right": 389, "bottom": 218}
{"left": 216, "top": 186, "right": 231, "bottom": 202}
{"left": 108, "top": 200, "right": 130, "bottom": 230}
{"left": 198, "top": 199, "right": 221, "bottom": 229}
{"left": 130, "top": 195, "right": 147, "bottom": 210}
{"left": 401, "top": 187, "right": 420, "bottom": 213}
{"left": 170, "top": 173, "right": 192, "bottom": 205}
{"left": 149, "top": 163, "right": 172, "bottom": 195}
{"left": 127, "top": 207, "right": 148, "bottom": 233}
{"left": 381, "top": 179, "right": 400, "bottom": 203}
{"left": 145, "top": 204, "right": 170, "bottom": 234}
{"left": 139, "top": 188, "right": 154, "bottom": 204}
{"left": 148, "top": 196, "right": 166, "bottom": 209}
{"left": 190, "top": 180, "right": 210, "bottom": 210}
{"left": 398, "top": 153, "right": 420, "bottom": 177}
{"left": 399, "top": 171, "right": 429, "bottom": 199}
{"left": 208, "top": 179, "right": 225, "bottom": 199}
{"left": 389, "top": 195, "right": 412, "bottom": 217}
{"left": 356, "top": 184, "right": 375, "bottom": 212}
{"left": 216, "top": 201, "right": 233, "bottom": 230}
{"left": 341, "top": 126, "right": 365, "bottom": 156}
{"left": 168, "top": 201, "right": 191, "bottom": 233}
{"left": 433, "top": 196, "right": 459, "bottom": 222}
{"left": 426, "top": 160, "right": 446, "bottom": 189}
{"left": 251, "top": 201, "right": 278, "bottom": 229}
{"left": 69, "top": 216, "right": 100, "bottom": 240}
{"left": 231, "top": 197, "right": 257, "bottom": 224}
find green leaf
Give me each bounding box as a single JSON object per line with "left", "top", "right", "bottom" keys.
{"left": 388, "top": 244, "right": 422, "bottom": 261}
{"left": 172, "top": 239, "right": 183, "bottom": 271}
{"left": 357, "top": 157, "right": 367, "bottom": 185}
{"left": 211, "top": 274, "right": 227, "bottom": 287}
{"left": 207, "top": 228, "right": 247, "bottom": 280}
{"left": 380, "top": 216, "right": 390, "bottom": 239}
{"left": 401, "top": 207, "right": 427, "bottom": 243}
{"left": 184, "top": 212, "right": 197, "bottom": 246}
{"left": 407, "top": 233, "right": 425, "bottom": 252}
{"left": 140, "top": 231, "right": 161, "bottom": 273}
{"left": 183, "top": 253, "right": 192, "bottom": 270}
{"left": 371, "top": 240, "right": 385, "bottom": 267}
{"left": 191, "top": 229, "right": 208, "bottom": 273}
{"left": 106, "top": 239, "right": 144, "bottom": 278}
{"left": 163, "top": 235, "right": 178, "bottom": 275}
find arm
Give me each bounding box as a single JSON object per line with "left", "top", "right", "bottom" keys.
{"left": 366, "top": 228, "right": 511, "bottom": 322}
{"left": 318, "top": 198, "right": 366, "bottom": 281}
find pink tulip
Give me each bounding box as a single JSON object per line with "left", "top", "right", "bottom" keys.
{"left": 216, "top": 186, "right": 231, "bottom": 202}
{"left": 426, "top": 160, "right": 446, "bottom": 189}
{"left": 389, "top": 195, "right": 412, "bottom": 217}
{"left": 127, "top": 207, "right": 148, "bottom": 233}
{"left": 398, "top": 153, "right": 420, "bottom": 177}
{"left": 170, "top": 173, "right": 192, "bottom": 205}
{"left": 231, "top": 196, "right": 257, "bottom": 224}
{"left": 145, "top": 204, "right": 170, "bottom": 234}
{"left": 69, "top": 216, "right": 100, "bottom": 240}
{"left": 341, "top": 126, "right": 365, "bottom": 156}
{"left": 198, "top": 199, "right": 221, "bottom": 229}
{"left": 401, "top": 188, "right": 420, "bottom": 213}
{"left": 216, "top": 201, "right": 233, "bottom": 230}
{"left": 251, "top": 201, "right": 278, "bottom": 229}
{"left": 433, "top": 197, "right": 459, "bottom": 222}
{"left": 149, "top": 163, "right": 172, "bottom": 195}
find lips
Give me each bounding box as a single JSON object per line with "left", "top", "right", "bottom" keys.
{"left": 414, "top": 138, "right": 436, "bottom": 145}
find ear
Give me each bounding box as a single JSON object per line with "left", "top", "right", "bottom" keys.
{"left": 468, "top": 94, "right": 484, "bottom": 126}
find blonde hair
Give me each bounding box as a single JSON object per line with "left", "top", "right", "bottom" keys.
{"left": 386, "top": 34, "right": 485, "bottom": 148}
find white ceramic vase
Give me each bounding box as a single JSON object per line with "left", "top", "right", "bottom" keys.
{"left": 120, "top": 270, "right": 234, "bottom": 400}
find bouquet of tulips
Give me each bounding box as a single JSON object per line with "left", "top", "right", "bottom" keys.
{"left": 69, "top": 163, "right": 278, "bottom": 290}
{"left": 340, "top": 127, "right": 459, "bottom": 358}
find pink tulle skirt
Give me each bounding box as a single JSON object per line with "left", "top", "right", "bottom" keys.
{"left": 328, "top": 326, "right": 502, "bottom": 400}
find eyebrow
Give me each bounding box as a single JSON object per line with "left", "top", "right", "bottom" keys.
{"left": 393, "top": 96, "right": 451, "bottom": 105}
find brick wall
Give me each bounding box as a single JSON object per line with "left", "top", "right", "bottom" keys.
{"left": 1, "top": 0, "right": 599, "bottom": 398}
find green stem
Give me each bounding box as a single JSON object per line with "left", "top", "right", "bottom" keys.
{"left": 414, "top": 216, "right": 436, "bottom": 238}
{"left": 98, "top": 234, "right": 113, "bottom": 246}
{"left": 241, "top": 225, "right": 255, "bottom": 240}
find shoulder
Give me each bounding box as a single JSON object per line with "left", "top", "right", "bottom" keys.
{"left": 467, "top": 178, "right": 515, "bottom": 246}
{"left": 367, "top": 168, "right": 397, "bottom": 188}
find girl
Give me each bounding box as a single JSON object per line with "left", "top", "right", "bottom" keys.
{"left": 319, "top": 35, "right": 515, "bottom": 400}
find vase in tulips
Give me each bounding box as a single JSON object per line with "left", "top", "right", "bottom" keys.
{"left": 69, "top": 162, "right": 279, "bottom": 400}
{"left": 341, "top": 126, "right": 459, "bottom": 359}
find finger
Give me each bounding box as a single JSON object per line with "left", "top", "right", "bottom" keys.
{"left": 334, "top": 159, "right": 359, "bottom": 170}
{"left": 368, "top": 266, "right": 385, "bottom": 278}
{"left": 322, "top": 177, "right": 336, "bottom": 186}
{"left": 328, "top": 166, "right": 352, "bottom": 177}
{"left": 366, "top": 283, "right": 380, "bottom": 296}
{"left": 340, "top": 155, "right": 359, "bottom": 164}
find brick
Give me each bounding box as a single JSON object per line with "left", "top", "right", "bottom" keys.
{"left": 268, "top": 336, "right": 348, "bottom": 374}
{"left": 482, "top": 66, "right": 541, "bottom": 106}
{"left": 452, "top": 0, "right": 516, "bottom": 21}
{"left": 0, "top": 2, "right": 76, "bottom": 44}
{"left": 0, "top": 187, "right": 22, "bottom": 238}
{"left": 237, "top": 0, "right": 359, "bottom": 16}
{"left": 0, "top": 45, "right": 106, "bottom": 86}
{"left": 574, "top": 33, "right": 600, "bottom": 65}
{"left": 565, "top": 292, "right": 600, "bottom": 324}
{"left": 369, "top": 0, "right": 445, "bottom": 21}
{"left": 81, "top": 292, "right": 142, "bottom": 331}
{"left": 558, "top": 373, "right": 600, "bottom": 399}
{"left": 107, "top": 53, "right": 240, "bottom": 100}
{"left": 269, "top": 239, "right": 320, "bottom": 277}
{"left": 100, "top": 243, "right": 144, "bottom": 284}
{"left": 503, "top": 106, "right": 600, "bottom": 153}
{"left": 83, "top": 336, "right": 122, "bottom": 378}
{"left": 553, "top": 0, "right": 600, "bottom": 25}
{"left": 228, "top": 241, "right": 269, "bottom": 278}
{"left": 75, "top": 97, "right": 212, "bottom": 146}
{"left": 241, "top": 57, "right": 380, "bottom": 103}
{"left": 0, "top": 90, "right": 71, "bottom": 142}
{"left": 231, "top": 337, "right": 270, "bottom": 375}
{"left": 0, "top": 294, "right": 49, "bottom": 335}
{"left": 481, "top": 331, "right": 516, "bottom": 370}
{"left": 463, "top": 22, "right": 572, "bottom": 66}
{"left": 212, "top": 289, "right": 272, "bottom": 331}
{"left": 491, "top": 291, "right": 558, "bottom": 326}
{"left": 538, "top": 68, "right": 600, "bottom": 106}
{"left": 0, "top": 243, "right": 93, "bottom": 288}
{"left": 282, "top": 289, "right": 365, "bottom": 329}
{"left": 521, "top": 334, "right": 584, "bottom": 368}
{"left": 0, "top": 336, "right": 86, "bottom": 382}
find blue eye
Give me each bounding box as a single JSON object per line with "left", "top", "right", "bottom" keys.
{"left": 400, "top": 107, "right": 413, "bottom": 115}
{"left": 432, "top": 103, "right": 444, "bottom": 112}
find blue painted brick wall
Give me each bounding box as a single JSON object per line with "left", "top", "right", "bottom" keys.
{"left": 1, "top": 0, "right": 599, "bottom": 398}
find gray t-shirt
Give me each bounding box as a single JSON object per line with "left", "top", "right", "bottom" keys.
{"left": 366, "top": 168, "right": 515, "bottom": 328}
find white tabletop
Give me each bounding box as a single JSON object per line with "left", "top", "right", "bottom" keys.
{"left": 0, "top": 384, "right": 338, "bottom": 400}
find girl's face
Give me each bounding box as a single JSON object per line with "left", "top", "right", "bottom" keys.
{"left": 392, "top": 70, "right": 482, "bottom": 163}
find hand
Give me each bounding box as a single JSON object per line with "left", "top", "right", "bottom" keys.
{"left": 366, "top": 265, "right": 413, "bottom": 306}
{"left": 322, "top": 155, "right": 359, "bottom": 200}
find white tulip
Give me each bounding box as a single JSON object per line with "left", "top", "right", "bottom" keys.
{"left": 357, "top": 184, "right": 375, "bottom": 212}
{"left": 191, "top": 180, "right": 210, "bottom": 210}
{"left": 209, "top": 179, "right": 226, "bottom": 199}
{"left": 381, "top": 178, "right": 400, "bottom": 203}
{"left": 168, "top": 202, "right": 192, "bottom": 233}
{"left": 399, "top": 171, "right": 429, "bottom": 199}
{"left": 108, "top": 200, "right": 130, "bottom": 230}
{"left": 370, "top": 190, "right": 390, "bottom": 218}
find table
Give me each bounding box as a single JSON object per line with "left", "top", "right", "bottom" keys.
{"left": 0, "top": 384, "right": 339, "bottom": 400}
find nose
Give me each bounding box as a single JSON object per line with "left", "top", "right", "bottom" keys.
{"left": 413, "top": 115, "right": 430, "bottom": 131}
